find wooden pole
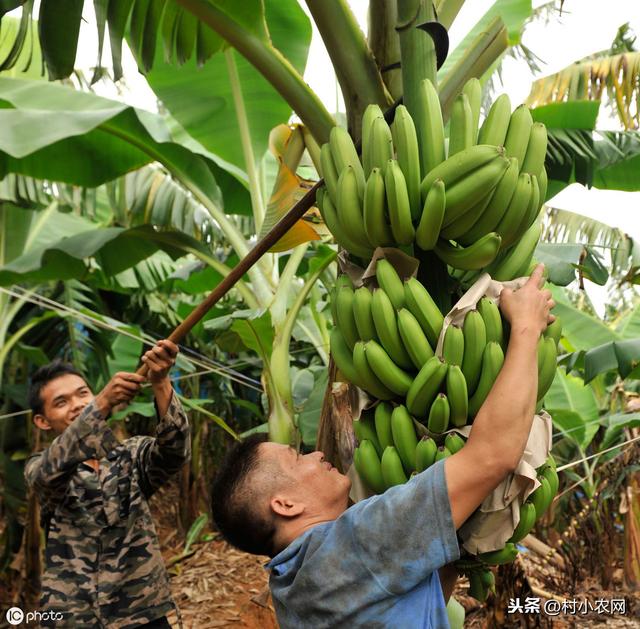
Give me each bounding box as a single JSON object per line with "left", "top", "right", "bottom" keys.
{"left": 136, "top": 179, "right": 322, "bottom": 374}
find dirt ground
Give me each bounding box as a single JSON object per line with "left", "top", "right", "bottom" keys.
{"left": 151, "top": 484, "right": 639, "bottom": 628}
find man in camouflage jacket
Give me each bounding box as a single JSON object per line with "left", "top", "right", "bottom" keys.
{"left": 24, "top": 339, "right": 190, "bottom": 628}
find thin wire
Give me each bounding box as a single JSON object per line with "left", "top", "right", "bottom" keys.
{"left": 0, "top": 409, "right": 31, "bottom": 420}
{"left": 0, "top": 286, "right": 264, "bottom": 393}
{"left": 556, "top": 434, "right": 640, "bottom": 472}
{"left": 3, "top": 285, "right": 260, "bottom": 385}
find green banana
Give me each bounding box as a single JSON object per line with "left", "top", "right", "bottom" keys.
{"left": 361, "top": 103, "right": 384, "bottom": 177}
{"left": 391, "top": 405, "right": 419, "bottom": 473}
{"left": 330, "top": 273, "right": 353, "bottom": 325}
{"left": 428, "top": 393, "right": 451, "bottom": 434}
{"left": 404, "top": 278, "right": 445, "bottom": 347}
{"left": 375, "top": 402, "right": 394, "bottom": 451}
{"left": 508, "top": 501, "right": 537, "bottom": 543}
{"left": 504, "top": 104, "right": 534, "bottom": 168}
{"left": 493, "top": 172, "right": 533, "bottom": 248}
{"left": 478, "top": 93, "right": 512, "bottom": 147}
{"left": 442, "top": 324, "right": 465, "bottom": 366}
{"left": 516, "top": 173, "right": 541, "bottom": 238}
{"left": 434, "top": 444, "right": 452, "bottom": 461}
{"left": 381, "top": 446, "right": 408, "bottom": 488}
{"left": 457, "top": 157, "right": 519, "bottom": 246}
{"left": 420, "top": 145, "right": 504, "bottom": 199}
{"left": 335, "top": 286, "right": 359, "bottom": 350}
{"left": 448, "top": 92, "right": 474, "bottom": 157}
{"left": 353, "top": 414, "right": 382, "bottom": 456}
{"left": 317, "top": 187, "right": 373, "bottom": 259}
{"left": 462, "top": 78, "right": 482, "bottom": 144}
{"left": 406, "top": 356, "right": 448, "bottom": 418}
{"left": 468, "top": 571, "right": 488, "bottom": 603}
{"left": 477, "top": 297, "right": 503, "bottom": 346}
{"left": 521, "top": 122, "right": 548, "bottom": 180}
{"left": 353, "top": 341, "right": 396, "bottom": 401}
{"left": 441, "top": 155, "right": 510, "bottom": 226}
{"left": 376, "top": 259, "right": 405, "bottom": 309}
{"left": 363, "top": 168, "right": 394, "bottom": 247}
{"left": 354, "top": 440, "right": 385, "bottom": 494}
{"left": 353, "top": 286, "right": 377, "bottom": 341}
{"left": 337, "top": 165, "right": 370, "bottom": 248}
{"left": 330, "top": 327, "right": 361, "bottom": 386}
{"left": 529, "top": 476, "right": 552, "bottom": 518}
{"left": 397, "top": 308, "right": 435, "bottom": 370}
{"left": 537, "top": 167, "right": 548, "bottom": 205}
{"left": 320, "top": 143, "right": 339, "bottom": 203}
{"left": 415, "top": 437, "right": 438, "bottom": 472}
{"left": 329, "top": 125, "right": 365, "bottom": 199}
{"left": 435, "top": 232, "right": 502, "bottom": 271}
{"left": 444, "top": 432, "right": 466, "bottom": 454}
{"left": 492, "top": 222, "right": 542, "bottom": 282}
{"left": 447, "top": 365, "right": 469, "bottom": 427}
{"left": 369, "top": 115, "right": 394, "bottom": 176}
{"left": 480, "top": 568, "right": 495, "bottom": 593}
{"left": 393, "top": 104, "right": 421, "bottom": 220}
{"left": 364, "top": 340, "right": 413, "bottom": 396}
{"left": 385, "top": 159, "right": 415, "bottom": 245}
{"left": 537, "top": 336, "right": 557, "bottom": 401}
{"left": 461, "top": 310, "right": 487, "bottom": 394}
{"left": 417, "top": 78, "right": 446, "bottom": 175}
{"left": 468, "top": 342, "right": 505, "bottom": 417}
{"left": 439, "top": 189, "right": 493, "bottom": 241}
{"left": 416, "top": 178, "right": 446, "bottom": 251}
{"left": 544, "top": 317, "right": 562, "bottom": 347}
{"left": 479, "top": 543, "right": 518, "bottom": 565}
{"left": 371, "top": 289, "right": 414, "bottom": 369}
{"left": 542, "top": 463, "right": 559, "bottom": 498}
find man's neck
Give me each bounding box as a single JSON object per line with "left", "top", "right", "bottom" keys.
{"left": 276, "top": 506, "right": 348, "bottom": 554}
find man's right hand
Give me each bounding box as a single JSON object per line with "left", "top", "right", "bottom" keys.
{"left": 94, "top": 372, "right": 146, "bottom": 416}
{"left": 499, "top": 264, "right": 555, "bottom": 337}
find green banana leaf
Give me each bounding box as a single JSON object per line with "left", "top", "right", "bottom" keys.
{"left": 545, "top": 368, "right": 600, "bottom": 450}
{"left": 438, "top": 0, "right": 532, "bottom": 79}
{"left": 535, "top": 243, "right": 583, "bottom": 286}
{"left": 298, "top": 369, "right": 328, "bottom": 447}
{"left": 0, "top": 77, "right": 249, "bottom": 213}
{"left": 0, "top": 223, "right": 229, "bottom": 285}
{"left": 532, "top": 101, "right": 600, "bottom": 130}
{"left": 549, "top": 286, "right": 618, "bottom": 350}
{"left": 144, "top": 0, "right": 311, "bottom": 170}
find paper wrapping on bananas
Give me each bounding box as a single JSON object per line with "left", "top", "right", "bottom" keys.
{"left": 433, "top": 272, "right": 553, "bottom": 554}
{"left": 337, "top": 247, "right": 419, "bottom": 287}
{"left": 455, "top": 411, "right": 553, "bottom": 555}
{"left": 435, "top": 272, "right": 527, "bottom": 357}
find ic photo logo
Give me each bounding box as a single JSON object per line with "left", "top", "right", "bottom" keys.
{"left": 5, "top": 607, "right": 24, "bottom": 625}
{"left": 4, "top": 606, "right": 66, "bottom": 625}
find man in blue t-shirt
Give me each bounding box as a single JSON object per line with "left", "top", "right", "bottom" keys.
{"left": 211, "top": 265, "right": 554, "bottom": 628}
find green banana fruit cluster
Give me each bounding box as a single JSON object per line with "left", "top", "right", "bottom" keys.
{"left": 318, "top": 80, "right": 547, "bottom": 282}
{"left": 353, "top": 401, "right": 468, "bottom": 494}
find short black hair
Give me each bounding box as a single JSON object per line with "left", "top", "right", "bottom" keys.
{"left": 211, "top": 434, "right": 280, "bottom": 557}
{"left": 28, "top": 360, "right": 85, "bottom": 415}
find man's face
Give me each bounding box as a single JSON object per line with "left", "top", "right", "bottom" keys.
{"left": 34, "top": 374, "right": 94, "bottom": 436}
{"left": 259, "top": 442, "right": 352, "bottom": 518}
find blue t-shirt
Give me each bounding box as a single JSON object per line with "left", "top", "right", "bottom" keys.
{"left": 266, "top": 459, "right": 460, "bottom": 628}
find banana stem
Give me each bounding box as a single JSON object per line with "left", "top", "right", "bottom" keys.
{"left": 305, "top": 0, "right": 392, "bottom": 136}
{"left": 175, "top": 0, "right": 335, "bottom": 145}
{"left": 435, "top": 0, "right": 465, "bottom": 29}
{"left": 438, "top": 17, "right": 508, "bottom": 120}
{"left": 397, "top": 0, "right": 438, "bottom": 121}
{"left": 224, "top": 48, "right": 266, "bottom": 233}
{"left": 368, "top": 0, "right": 403, "bottom": 101}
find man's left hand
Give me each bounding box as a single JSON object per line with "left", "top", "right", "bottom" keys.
{"left": 142, "top": 340, "right": 179, "bottom": 385}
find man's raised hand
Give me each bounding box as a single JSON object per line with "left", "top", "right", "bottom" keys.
{"left": 499, "top": 264, "right": 555, "bottom": 337}
{"left": 94, "top": 372, "right": 146, "bottom": 416}
{"left": 141, "top": 339, "right": 179, "bottom": 385}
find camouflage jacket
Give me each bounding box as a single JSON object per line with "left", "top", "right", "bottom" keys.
{"left": 24, "top": 392, "right": 190, "bottom": 628}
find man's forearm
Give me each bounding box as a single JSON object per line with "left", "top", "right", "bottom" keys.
{"left": 152, "top": 378, "right": 174, "bottom": 417}
{"left": 466, "top": 326, "right": 539, "bottom": 471}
